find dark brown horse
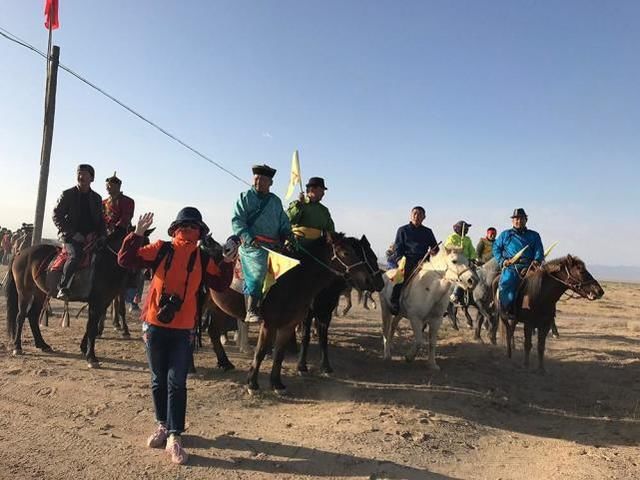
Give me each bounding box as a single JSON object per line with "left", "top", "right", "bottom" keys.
{"left": 247, "top": 233, "right": 380, "bottom": 394}
{"left": 4, "top": 228, "right": 145, "bottom": 367}
{"left": 497, "top": 255, "right": 604, "bottom": 372}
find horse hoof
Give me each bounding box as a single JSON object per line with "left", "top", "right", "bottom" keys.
{"left": 39, "top": 346, "right": 54, "bottom": 353}
{"left": 297, "top": 367, "right": 309, "bottom": 376}
{"left": 122, "top": 332, "right": 131, "bottom": 338}
{"left": 218, "top": 362, "right": 235, "bottom": 372}
{"left": 428, "top": 364, "right": 441, "bottom": 372}
{"left": 404, "top": 355, "right": 415, "bottom": 363}
{"left": 273, "top": 387, "right": 287, "bottom": 396}
{"left": 87, "top": 360, "right": 100, "bottom": 369}
{"left": 247, "top": 386, "right": 260, "bottom": 396}
{"left": 12, "top": 348, "right": 23, "bottom": 356}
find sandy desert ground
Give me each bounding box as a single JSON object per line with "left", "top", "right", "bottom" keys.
{"left": 0, "top": 263, "right": 638, "bottom": 480}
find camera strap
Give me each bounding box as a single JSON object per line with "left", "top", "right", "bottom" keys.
{"left": 158, "top": 245, "right": 199, "bottom": 302}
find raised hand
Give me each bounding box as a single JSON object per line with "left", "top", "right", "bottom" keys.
{"left": 135, "top": 212, "right": 154, "bottom": 236}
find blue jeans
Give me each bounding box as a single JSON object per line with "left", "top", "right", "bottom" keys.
{"left": 143, "top": 323, "right": 192, "bottom": 434}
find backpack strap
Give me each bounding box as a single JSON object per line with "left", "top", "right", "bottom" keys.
{"left": 151, "top": 241, "right": 174, "bottom": 276}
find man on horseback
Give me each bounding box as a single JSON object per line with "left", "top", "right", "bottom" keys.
{"left": 388, "top": 206, "right": 438, "bottom": 315}
{"left": 476, "top": 227, "right": 497, "bottom": 264}
{"left": 52, "top": 164, "right": 106, "bottom": 299}
{"left": 445, "top": 220, "right": 476, "bottom": 305}
{"left": 287, "top": 176, "right": 335, "bottom": 243}
{"left": 103, "top": 172, "right": 135, "bottom": 235}
{"left": 493, "top": 208, "right": 544, "bottom": 318}
{"left": 232, "top": 164, "right": 291, "bottom": 323}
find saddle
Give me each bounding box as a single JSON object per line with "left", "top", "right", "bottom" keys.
{"left": 45, "top": 240, "right": 97, "bottom": 301}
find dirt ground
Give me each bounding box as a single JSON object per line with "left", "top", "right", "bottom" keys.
{"left": 1, "top": 263, "right": 639, "bottom": 480}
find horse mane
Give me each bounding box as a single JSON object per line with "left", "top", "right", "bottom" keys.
{"left": 523, "top": 255, "right": 584, "bottom": 301}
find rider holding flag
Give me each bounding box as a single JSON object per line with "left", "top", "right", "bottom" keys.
{"left": 493, "top": 208, "right": 544, "bottom": 317}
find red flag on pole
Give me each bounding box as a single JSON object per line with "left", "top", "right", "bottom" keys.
{"left": 44, "top": 0, "right": 60, "bottom": 30}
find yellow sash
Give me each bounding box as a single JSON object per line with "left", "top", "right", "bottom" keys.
{"left": 292, "top": 226, "right": 323, "bottom": 240}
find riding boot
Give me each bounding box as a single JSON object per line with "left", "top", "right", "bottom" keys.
{"left": 244, "top": 295, "right": 262, "bottom": 324}
{"left": 389, "top": 283, "right": 403, "bottom": 316}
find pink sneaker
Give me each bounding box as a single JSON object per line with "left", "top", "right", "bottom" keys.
{"left": 166, "top": 434, "right": 189, "bottom": 465}
{"left": 146, "top": 424, "right": 168, "bottom": 448}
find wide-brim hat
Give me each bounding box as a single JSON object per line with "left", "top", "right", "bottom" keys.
{"left": 167, "top": 207, "right": 210, "bottom": 237}
{"left": 77, "top": 164, "right": 95, "bottom": 180}
{"left": 511, "top": 208, "right": 528, "bottom": 218}
{"left": 105, "top": 171, "right": 122, "bottom": 185}
{"left": 252, "top": 164, "right": 277, "bottom": 178}
{"left": 306, "top": 177, "right": 327, "bottom": 190}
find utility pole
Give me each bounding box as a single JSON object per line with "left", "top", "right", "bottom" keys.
{"left": 32, "top": 45, "right": 60, "bottom": 246}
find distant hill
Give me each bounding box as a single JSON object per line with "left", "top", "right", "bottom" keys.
{"left": 590, "top": 265, "right": 640, "bottom": 284}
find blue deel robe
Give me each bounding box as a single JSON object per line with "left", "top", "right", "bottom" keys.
{"left": 493, "top": 227, "right": 544, "bottom": 312}
{"left": 231, "top": 187, "right": 291, "bottom": 298}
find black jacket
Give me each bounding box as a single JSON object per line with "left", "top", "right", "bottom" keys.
{"left": 392, "top": 223, "right": 438, "bottom": 264}
{"left": 52, "top": 186, "right": 106, "bottom": 241}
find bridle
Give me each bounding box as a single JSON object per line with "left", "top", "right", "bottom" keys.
{"left": 329, "top": 242, "right": 368, "bottom": 276}
{"left": 548, "top": 264, "right": 599, "bottom": 299}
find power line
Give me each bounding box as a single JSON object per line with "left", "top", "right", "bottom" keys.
{"left": 0, "top": 25, "right": 250, "bottom": 186}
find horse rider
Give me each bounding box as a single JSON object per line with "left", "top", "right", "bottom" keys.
{"left": 52, "top": 164, "right": 106, "bottom": 299}
{"left": 232, "top": 164, "right": 292, "bottom": 323}
{"left": 103, "top": 172, "right": 135, "bottom": 235}
{"left": 287, "top": 176, "right": 335, "bottom": 244}
{"left": 118, "top": 209, "right": 235, "bottom": 465}
{"left": 445, "top": 220, "right": 477, "bottom": 305}
{"left": 2, "top": 229, "right": 12, "bottom": 264}
{"left": 476, "top": 227, "right": 497, "bottom": 264}
{"left": 493, "top": 208, "right": 544, "bottom": 318}
{"left": 388, "top": 206, "right": 439, "bottom": 315}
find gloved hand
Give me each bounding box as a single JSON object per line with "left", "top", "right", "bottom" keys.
{"left": 222, "top": 235, "right": 241, "bottom": 262}
{"left": 297, "top": 192, "right": 306, "bottom": 203}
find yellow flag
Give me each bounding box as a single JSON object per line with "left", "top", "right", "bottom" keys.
{"left": 544, "top": 241, "right": 559, "bottom": 258}
{"left": 262, "top": 247, "right": 301, "bottom": 294}
{"left": 384, "top": 256, "right": 406, "bottom": 284}
{"left": 285, "top": 150, "right": 302, "bottom": 200}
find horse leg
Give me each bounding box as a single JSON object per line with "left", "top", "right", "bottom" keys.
{"left": 28, "top": 294, "right": 52, "bottom": 352}
{"left": 61, "top": 301, "right": 70, "bottom": 328}
{"left": 446, "top": 302, "right": 459, "bottom": 330}
{"left": 537, "top": 322, "right": 551, "bottom": 374}
{"left": 405, "top": 317, "right": 426, "bottom": 363}
{"left": 84, "top": 302, "right": 107, "bottom": 368}
{"left": 270, "top": 327, "right": 294, "bottom": 393}
{"left": 118, "top": 294, "right": 130, "bottom": 338}
{"left": 297, "top": 310, "right": 313, "bottom": 374}
{"left": 237, "top": 319, "right": 250, "bottom": 354}
{"left": 381, "top": 303, "right": 399, "bottom": 360}
{"left": 247, "top": 325, "right": 274, "bottom": 393}
{"left": 342, "top": 292, "right": 352, "bottom": 316}
{"left": 473, "top": 312, "right": 483, "bottom": 343}
{"left": 318, "top": 313, "right": 333, "bottom": 375}
{"left": 111, "top": 297, "right": 122, "bottom": 331}
{"left": 464, "top": 306, "right": 474, "bottom": 329}
{"left": 523, "top": 322, "right": 533, "bottom": 369}
{"left": 12, "top": 293, "right": 34, "bottom": 355}
{"left": 208, "top": 314, "right": 234, "bottom": 371}
{"left": 426, "top": 317, "right": 442, "bottom": 371}
{"left": 551, "top": 317, "right": 559, "bottom": 339}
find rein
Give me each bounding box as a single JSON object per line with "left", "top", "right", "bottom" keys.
{"left": 297, "top": 241, "right": 373, "bottom": 278}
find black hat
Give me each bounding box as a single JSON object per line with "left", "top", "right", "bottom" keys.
{"left": 511, "top": 208, "right": 528, "bottom": 218}
{"left": 306, "top": 177, "right": 327, "bottom": 190}
{"left": 77, "top": 164, "right": 95, "bottom": 180}
{"left": 105, "top": 171, "right": 122, "bottom": 185}
{"left": 453, "top": 220, "right": 471, "bottom": 235}
{"left": 167, "top": 207, "right": 210, "bottom": 237}
{"left": 251, "top": 164, "right": 277, "bottom": 178}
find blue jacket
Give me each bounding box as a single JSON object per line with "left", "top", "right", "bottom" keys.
{"left": 392, "top": 223, "right": 438, "bottom": 264}
{"left": 493, "top": 227, "right": 544, "bottom": 269}
{"left": 232, "top": 188, "right": 291, "bottom": 246}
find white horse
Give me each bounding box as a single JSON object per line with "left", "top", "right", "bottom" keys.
{"left": 380, "top": 247, "right": 479, "bottom": 370}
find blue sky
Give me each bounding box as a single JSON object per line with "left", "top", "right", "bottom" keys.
{"left": 1, "top": 1, "right": 638, "bottom": 266}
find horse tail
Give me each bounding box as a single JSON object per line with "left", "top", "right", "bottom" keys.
{"left": 4, "top": 262, "right": 18, "bottom": 339}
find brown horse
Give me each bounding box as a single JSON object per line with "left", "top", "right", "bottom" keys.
{"left": 247, "top": 233, "right": 380, "bottom": 394}
{"left": 4, "top": 228, "right": 146, "bottom": 367}
{"left": 498, "top": 255, "right": 604, "bottom": 372}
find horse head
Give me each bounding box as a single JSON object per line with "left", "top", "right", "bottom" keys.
{"left": 326, "top": 232, "right": 381, "bottom": 292}
{"left": 549, "top": 255, "right": 604, "bottom": 300}
{"left": 442, "top": 246, "right": 479, "bottom": 290}
{"left": 200, "top": 234, "right": 224, "bottom": 264}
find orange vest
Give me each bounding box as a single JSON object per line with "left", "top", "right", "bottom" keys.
{"left": 138, "top": 239, "right": 220, "bottom": 330}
